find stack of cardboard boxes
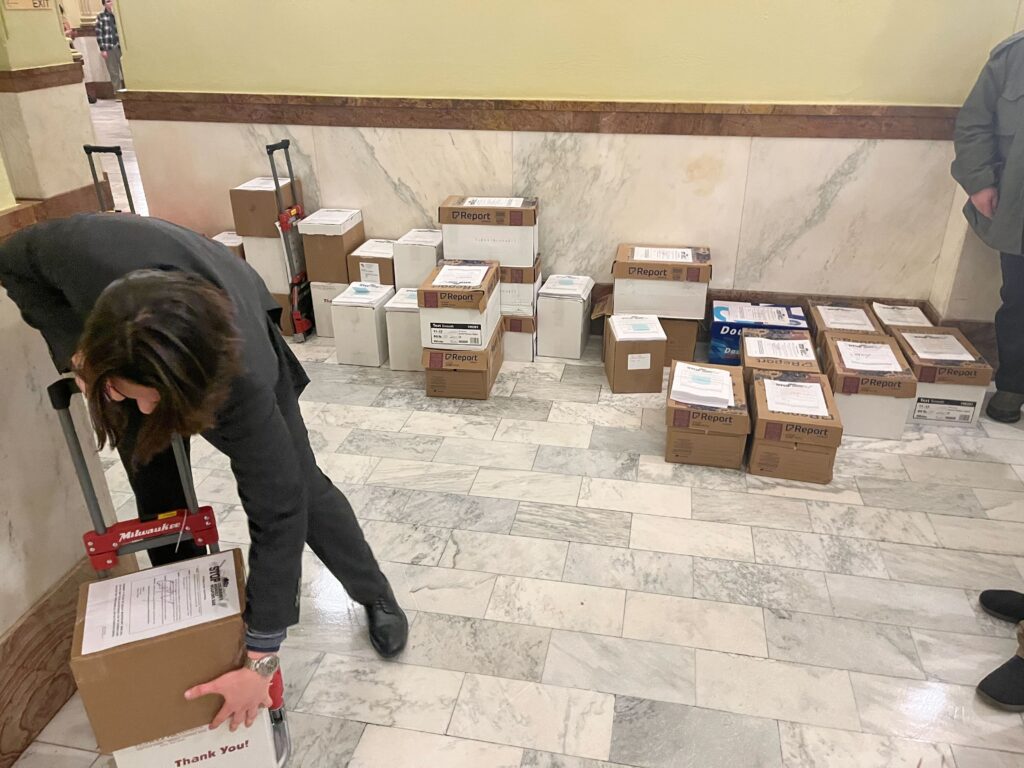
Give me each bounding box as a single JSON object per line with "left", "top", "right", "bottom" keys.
{"left": 740, "top": 328, "right": 821, "bottom": 384}
{"left": 70, "top": 550, "right": 277, "bottom": 767}
{"left": 664, "top": 361, "right": 750, "bottom": 469}
{"left": 297, "top": 208, "right": 365, "bottom": 338}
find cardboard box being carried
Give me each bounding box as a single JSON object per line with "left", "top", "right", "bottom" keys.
{"left": 821, "top": 331, "right": 917, "bottom": 439}
{"left": 70, "top": 550, "right": 247, "bottom": 754}
{"left": 331, "top": 282, "right": 395, "bottom": 366}
{"left": 537, "top": 274, "right": 595, "bottom": 360}
{"left": 665, "top": 361, "right": 751, "bottom": 469}
{"left": 749, "top": 371, "right": 844, "bottom": 485}
{"left": 347, "top": 239, "right": 396, "bottom": 285}
{"left": 741, "top": 328, "right": 820, "bottom": 385}
{"left": 612, "top": 244, "right": 712, "bottom": 320}
{"left": 892, "top": 327, "right": 994, "bottom": 426}
{"left": 385, "top": 287, "right": 424, "bottom": 371}
{"left": 229, "top": 177, "right": 302, "bottom": 238}
{"left": 423, "top": 322, "right": 504, "bottom": 399}
{"left": 113, "top": 713, "right": 276, "bottom": 768}
{"left": 212, "top": 231, "right": 245, "bottom": 260}
{"left": 710, "top": 301, "right": 808, "bottom": 365}
{"left": 297, "top": 208, "right": 365, "bottom": 284}
{"left": 871, "top": 302, "right": 934, "bottom": 333}
{"left": 310, "top": 281, "right": 348, "bottom": 338}
{"left": 604, "top": 315, "right": 667, "bottom": 394}
{"left": 499, "top": 257, "right": 542, "bottom": 317}
{"left": 503, "top": 315, "right": 537, "bottom": 363}
{"left": 417, "top": 260, "right": 501, "bottom": 351}
{"left": 394, "top": 229, "right": 444, "bottom": 289}
{"left": 807, "top": 301, "right": 885, "bottom": 346}
{"left": 439, "top": 196, "right": 539, "bottom": 267}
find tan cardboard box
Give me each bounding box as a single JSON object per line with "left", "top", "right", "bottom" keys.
{"left": 821, "top": 331, "right": 917, "bottom": 398}
{"left": 418, "top": 260, "right": 500, "bottom": 312}
{"left": 604, "top": 315, "right": 667, "bottom": 394}
{"left": 438, "top": 195, "right": 539, "bottom": 227}
{"left": 212, "top": 231, "right": 245, "bottom": 260}
{"left": 891, "top": 327, "right": 993, "bottom": 386}
{"left": 439, "top": 196, "right": 540, "bottom": 266}
{"left": 612, "top": 243, "right": 712, "bottom": 319}
{"left": 417, "top": 261, "right": 501, "bottom": 351}
{"left": 503, "top": 314, "right": 537, "bottom": 363}
{"left": 423, "top": 323, "right": 504, "bottom": 399}
{"left": 807, "top": 301, "right": 885, "bottom": 346}
{"left": 347, "top": 239, "right": 396, "bottom": 285}
{"left": 298, "top": 208, "right": 365, "bottom": 284}
{"left": 70, "top": 550, "right": 247, "bottom": 754}
{"left": 664, "top": 362, "right": 750, "bottom": 469}
{"left": 271, "top": 292, "right": 294, "bottom": 336}
{"left": 229, "top": 177, "right": 302, "bottom": 238}
{"left": 741, "top": 328, "right": 820, "bottom": 384}
{"left": 749, "top": 371, "right": 843, "bottom": 484}
{"left": 662, "top": 319, "right": 698, "bottom": 365}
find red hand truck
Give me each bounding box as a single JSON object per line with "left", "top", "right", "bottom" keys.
{"left": 47, "top": 377, "right": 291, "bottom": 765}
{"left": 266, "top": 139, "right": 314, "bottom": 343}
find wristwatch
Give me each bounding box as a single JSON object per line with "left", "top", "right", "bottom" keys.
{"left": 243, "top": 654, "right": 281, "bottom": 678}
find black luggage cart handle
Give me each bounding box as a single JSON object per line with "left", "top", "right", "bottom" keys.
{"left": 83, "top": 143, "right": 135, "bottom": 215}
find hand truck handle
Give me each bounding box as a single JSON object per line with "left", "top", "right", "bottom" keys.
{"left": 83, "top": 144, "right": 123, "bottom": 156}
{"left": 265, "top": 139, "right": 299, "bottom": 214}
{"left": 82, "top": 144, "right": 136, "bottom": 214}
{"left": 48, "top": 378, "right": 108, "bottom": 535}
{"left": 265, "top": 140, "right": 290, "bottom": 155}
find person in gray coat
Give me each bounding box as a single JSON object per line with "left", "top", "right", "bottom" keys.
{"left": 0, "top": 214, "right": 408, "bottom": 731}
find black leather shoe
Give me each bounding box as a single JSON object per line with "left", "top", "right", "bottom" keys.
{"left": 987, "top": 392, "right": 1024, "bottom": 424}
{"left": 365, "top": 584, "right": 408, "bottom": 658}
{"left": 980, "top": 590, "right": 1024, "bottom": 623}
{"left": 978, "top": 655, "right": 1024, "bottom": 711}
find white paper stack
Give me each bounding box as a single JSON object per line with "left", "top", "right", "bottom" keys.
{"left": 903, "top": 332, "right": 974, "bottom": 361}
{"left": 744, "top": 336, "right": 816, "bottom": 361}
{"left": 871, "top": 303, "right": 932, "bottom": 327}
{"left": 670, "top": 363, "right": 735, "bottom": 409}
{"left": 818, "top": 306, "right": 876, "bottom": 332}
{"left": 608, "top": 315, "right": 668, "bottom": 342}
{"left": 764, "top": 380, "right": 829, "bottom": 418}
{"left": 837, "top": 340, "right": 902, "bottom": 372}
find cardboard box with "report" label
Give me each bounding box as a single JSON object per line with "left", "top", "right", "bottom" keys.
{"left": 417, "top": 261, "right": 501, "bottom": 351}
{"left": 665, "top": 361, "right": 750, "bottom": 469}
{"left": 423, "top": 322, "right": 504, "bottom": 399}
{"left": 439, "top": 196, "right": 539, "bottom": 267}
{"left": 612, "top": 244, "right": 712, "bottom": 320}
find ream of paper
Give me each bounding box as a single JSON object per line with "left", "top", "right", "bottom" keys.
{"left": 464, "top": 197, "right": 524, "bottom": 207}
{"left": 433, "top": 265, "right": 489, "bottom": 287}
{"left": 81, "top": 554, "right": 240, "bottom": 655}
{"left": 871, "top": 302, "right": 932, "bottom": 327}
{"left": 353, "top": 240, "right": 394, "bottom": 258}
{"left": 744, "top": 336, "right": 816, "bottom": 361}
{"left": 339, "top": 283, "right": 392, "bottom": 305}
{"left": 731, "top": 305, "right": 793, "bottom": 325}
{"left": 609, "top": 315, "right": 666, "bottom": 342}
{"left": 670, "top": 363, "right": 735, "bottom": 409}
{"left": 837, "top": 340, "right": 902, "bottom": 372}
{"left": 764, "top": 379, "right": 829, "bottom": 418}
{"left": 632, "top": 247, "right": 694, "bottom": 263}
{"left": 818, "top": 306, "right": 875, "bottom": 332}
{"left": 903, "top": 333, "right": 974, "bottom": 362}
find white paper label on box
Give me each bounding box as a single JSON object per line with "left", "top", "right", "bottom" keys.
{"left": 464, "top": 197, "right": 524, "bottom": 207}
{"left": 903, "top": 333, "right": 974, "bottom": 362}
{"left": 609, "top": 314, "right": 666, "bottom": 341}
{"left": 837, "top": 340, "right": 903, "bottom": 372}
{"left": 212, "top": 231, "right": 242, "bottom": 247}
{"left": 540, "top": 275, "right": 595, "bottom": 298}
{"left": 398, "top": 229, "right": 443, "bottom": 245}
{"left": 337, "top": 283, "right": 392, "bottom": 305}
{"left": 359, "top": 262, "right": 381, "bottom": 284}
{"left": 353, "top": 240, "right": 394, "bottom": 258}
{"left": 433, "top": 265, "right": 490, "bottom": 287}
{"left": 730, "top": 305, "right": 793, "bottom": 325}
{"left": 818, "top": 306, "right": 875, "bottom": 331}
{"left": 764, "top": 380, "right": 829, "bottom": 418}
{"left": 872, "top": 303, "right": 932, "bottom": 327}
{"left": 627, "top": 353, "right": 652, "bottom": 370}
{"left": 670, "top": 363, "right": 735, "bottom": 409}
{"left": 430, "top": 322, "right": 483, "bottom": 347}
{"left": 81, "top": 554, "right": 240, "bottom": 655}
{"left": 913, "top": 397, "right": 977, "bottom": 424}
{"left": 744, "top": 336, "right": 816, "bottom": 361}
{"left": 632, "top": 247, "right": 694, "bottom": 263}
{"left": 113, "top": 713, "right": 276, "bottom": 768}
{"left": 237, "top": 177, "right": 288, "bottom": 191}
{"left": 302, "top": 208, "right": 361, "bottom": 227}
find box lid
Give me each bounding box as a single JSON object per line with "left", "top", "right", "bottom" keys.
{"left": 871, "top": 302, "right": 933, "bottom": 328}
{"left": 333, "top": 282, "right": 395, "bottom": 307}
{"left": 742, "top": 328, "right": 817, "bottom": 364}
{"left": 418, "top": 260, "right": 499, "bottom": 311}
{"left": 609, "top": 314, "right": 667, "bottom": 342}
{"left": 352, "top": 239, "right": 395, "bottom": 259}
{"left": 233, "top": 176, "right": 290, "bottom": 191}
{"left": 397, "top": 228, "right": 443, "bottom": 246}
{"left": 297, "top": 208, "right": 363, "bottom": 236}
{"left": 711, "top": 301, "right": 808, "bottom": 329}
{"left": 665, "top": 361, "right": 751, "bottom": 435}
{"left": 892, "top": 326, "right": 994, "bottom": 386}
{"left": 612, "top": 243, "right": 713, "bottom": 283}
{"left": 809, "top": 301, "right": 884, "bottom": 335}
{"left": 751, "top": 371, "right": 843, "bottom": 447}
{"left": 212, "top": 231, "right": 242, "bottom": 247}
{"left": 822, "top": 331, "right": 917, "bottom": 398}
{"left": 539, "top": 274, "right": 595, "bottom": 300}
{"left": 386, "top": 287, "right": 421, "bottom": 312}
{"left": 439, "top": 195, "right": 539, "bottom": 226}
{"left": 310, "top": 280, "right": 349, "bottom": 293}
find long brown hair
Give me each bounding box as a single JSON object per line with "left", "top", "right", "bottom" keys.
{"left": 75, "top": 270, "right": 241, "bottom": 466}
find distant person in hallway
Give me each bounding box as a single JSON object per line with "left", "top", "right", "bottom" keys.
{"left": 96, "top": 0, "right": 123, "bottom": 93}
{"left": 953, "top": 31, "right": 1024, "bottom": 423}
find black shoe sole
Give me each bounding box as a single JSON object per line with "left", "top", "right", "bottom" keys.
{"left": 369, "top": 635, "right": 407, "bottom": 659}
{"left": 980, "top": 603, "right": 1024, "bottom": 623}
{"left": 986, "top": 406, "right": 1023, "bottom": 424}
{"left": 977, "top": 686, "right": 1024, "bottom": 712}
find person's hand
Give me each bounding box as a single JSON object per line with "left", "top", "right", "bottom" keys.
{"left": 101, "top": 50, "right": 108, "bottom": 59}
{"left": 184, "top": 661, "right": 272, "bottom": 731}
{"left": 71, "top": 351, "right": 88, "bottom": 397}
{"left": 971, "top": 186, "right": 999, "bottom": 219}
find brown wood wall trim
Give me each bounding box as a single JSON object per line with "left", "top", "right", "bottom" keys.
{"left": 121, "top": 91, "right": 959, "bottom": 140}
{"left": 0, "top": 63, "right": 84, "bottom": 94}
{"left": 0, "top": 181, "right": 109, "bottom": 244}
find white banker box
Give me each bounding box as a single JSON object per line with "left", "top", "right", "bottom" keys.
{"left": 612, "top": 244, "right": 712, "bottom": 320}
{"left": 113, "top": 713, "right": 276, "bottom": 768}
{"left": 310, "top": 281, "right": 348, "bottom": 338}
{"left": 417, "top": 262, "right": 501, "bottom": 351}
{"left": 394, "top": 229, "right": 443, "bottom": 289}
{"left": 242, "top": 222, "right": 299, "bottom": 294}
{"left": 385, "top": 288, "right": 424, "bottom": 371}
{"left": 332, "top": 283, "right": 395, "bottom": 367}
{"left": 502, "top": 315, "right": 537, "bottom": 363}
{"left": 537, "top": 274, "right": 595, "bottom": 359}
{"left": 439, "top": 196, "right": 539, "bottom": 267}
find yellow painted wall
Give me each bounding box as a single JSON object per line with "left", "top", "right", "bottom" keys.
{"left": 0, "top": 3, "right": 73, "bottom": 70}
{"left": 119, "top": 0, "right": 1020, "bottom": 105}
{"left": 0, "top": 152, "right": 14, "bottom": 211}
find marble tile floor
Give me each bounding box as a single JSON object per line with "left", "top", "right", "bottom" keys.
{"left": 21, "top": 334, "right": 1024, "bottom": 768}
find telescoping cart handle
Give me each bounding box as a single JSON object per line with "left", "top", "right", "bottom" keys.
{"left": 266, "top": 139, "right": 301, "bottom": 220}
{"left": 47, "top": 377, "right": 220, "bottom": 574}
{"left": 83, "top": 144, "right": 136, "bottom": 215}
